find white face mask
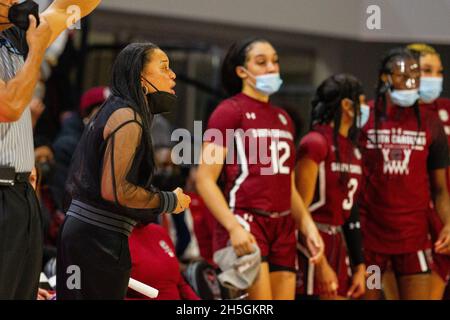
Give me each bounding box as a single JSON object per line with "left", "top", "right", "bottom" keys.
{"left": 357, "top": 104, "right": 370, "bottom": 128}
{"left": 420, "top": 77, "right": 443, "bottom": 103}
{"left": 389, "top": 89, "right": 420, "bottom": 107}
{"left": 242, "top": 69, "right": 283, "bottom": 95}
{"left": 387, "top": 75, "right": 420, "bottom": 108}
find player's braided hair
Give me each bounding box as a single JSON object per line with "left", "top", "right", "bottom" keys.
{"left": 356, "top": 47, "right": 423, "bottom": 192}
{"left": 373, "top": 47, "right": 421, "bottom": 149}
{"left": 221, "top": 37, "right": 270, "bottom": 96}
{"left": 311, "top": 73, "right": 363, "bottom": 163}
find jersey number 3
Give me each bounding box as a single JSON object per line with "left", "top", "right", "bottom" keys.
{"left": 342, "top": 178, "right": 358, "bottom": 210}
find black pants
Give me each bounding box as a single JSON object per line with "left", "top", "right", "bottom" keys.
{"left": 0, "top": 182, "right": 43, "bottom": 299}
{"left": 56, "top": 215, "right": 132, "bottom": 300}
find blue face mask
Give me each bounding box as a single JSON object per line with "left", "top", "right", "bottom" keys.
{"left": 255, "top": 73, "right": 283, "bottom": 95}
{"left": 357, "top": 104, "right": 370, "bottom": 128}
{"left": 389, "top": 89, "right": 420, "bottom": 108}
{"left": 419, "top": 77, "right": 443, "bottom": 103}
{"left": 243, "top": 69, "right": 283, "bottom": 96}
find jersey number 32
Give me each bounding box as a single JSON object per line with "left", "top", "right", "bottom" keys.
{"left": 270, "top": 141, "right": 290, "bottom": 175}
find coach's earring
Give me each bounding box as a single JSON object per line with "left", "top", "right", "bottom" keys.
{"left": 142, "top": 85, "right": 149, "bottom": 95}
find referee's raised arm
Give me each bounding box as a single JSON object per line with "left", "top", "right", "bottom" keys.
{"left": 0, "top": 0, "right": 102, "bottom": 122}
{"left": 41, "top": 0, "right": 101, "bottom": 48}
{"left": 0, "top": 15, "right": 50, "bottom": 122}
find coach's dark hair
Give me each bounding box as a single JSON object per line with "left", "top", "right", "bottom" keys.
{"left": 373, "top": 47, "right": 421, "bottom": 147}
{"left": 311, "top": 73, "right": 363, "bottom": 168}
{"left": 221, "top": 37, "right": 270, "bottom": 96}
{"left": 110, "top": 43, "right": 159, "bottom": 186}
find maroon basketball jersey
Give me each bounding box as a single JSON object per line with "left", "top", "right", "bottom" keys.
{"left": 297, "top": 125, "right": 363, "bottom": 226}
{"left": 205, "top": 93, "right": 295, "bottom": 212}
{"left": 421, "top": 98, "right": 450, "bottom": 191}
{"left": 421, "top": 98, "right": 450, "bottom": 141}
{"left": 359, "top": 101, "right": 449, "bottom": 254}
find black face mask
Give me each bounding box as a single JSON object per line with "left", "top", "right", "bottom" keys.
{"left": 141, "top": 77, "right": 177, "bottom": 115}
{"left": 0, "top": 0, "right": 40, "bottom": 31}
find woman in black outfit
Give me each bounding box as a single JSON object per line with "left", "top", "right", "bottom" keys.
{"left": 56, "top": 43, "right": 191, "bottom": 300}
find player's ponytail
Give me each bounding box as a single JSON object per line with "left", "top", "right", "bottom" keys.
{"left": 311, "top": 73, "right": 363, "bottom": 146}
{"left": 311, "top": 74, "right": 363, "bottom": 183}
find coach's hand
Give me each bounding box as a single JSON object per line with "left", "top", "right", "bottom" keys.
{"left": 26, "top": 15, "right": 51, "bottom": 54}
{"left": 172, "top": 188, "right": 191, "bottom": 214}
{"left": 316, "top": 258, "right": 339, "bottom": 297}
{"left": 230, "top": 225, "right": 256, "bottom": 257}
{"left": 435, "top": 224, "right": 450, "bottom": 255}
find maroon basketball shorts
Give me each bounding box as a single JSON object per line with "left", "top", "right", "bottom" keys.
{"left": 364, "top": 249, "right": 432, "bottom": 276}
{"left": 297, "top": 226, "right": 351, "bottom": 297}
{"left": 213, "top": 209, "right": 297, "bottom": 272}
{"left": 427, "top": 209, "right": 450, "bottom": 283}
{"left": 429, "top": 250, "right": 450, "bottom": 283}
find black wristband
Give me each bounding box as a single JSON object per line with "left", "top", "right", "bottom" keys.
{"left": 158, "top": 191, "right": 178, "bottom": 213}
{"left": 342, "top": 204, "right": 365, "bottom": 266}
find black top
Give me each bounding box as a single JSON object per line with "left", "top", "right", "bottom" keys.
{"left": 66, "top": 95, "right": 161, "bottom": 224}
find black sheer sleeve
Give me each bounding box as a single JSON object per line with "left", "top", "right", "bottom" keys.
{"left": 101, "top": 108, "right": 177, "bottom": 211}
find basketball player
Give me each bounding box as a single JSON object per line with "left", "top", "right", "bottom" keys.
{"left": 296, "top": 74, "right": 366, "bottom": 300}
{"left": 360, "top": 48, "right": 450, "bottom": 300}
{"left": 196, "top": 38, "right": 324, "bottom": 300}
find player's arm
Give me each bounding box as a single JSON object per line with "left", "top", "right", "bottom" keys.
{"left": 291, "top": 170, "right": 338, "bottom": 297}
{"left": 295, "top": 156, "right": 319, "bottom": 207}
{"left": 196, "top": 142, "right": 256, "bottom": 256}
{"left": 430, "top": 168, "right": 450, "bottom": 255}
{"left": 428, "top": 116, "right": 450, "bottom": 255}
{"left": 291, "top": 172, "right": 324, "bottom": 264}
{"left": 41, "top": 0, "right": 101, "bottom": 48}
{"left": 295, "top": 131, "right": 327, "bottom": 207}
{"left": 0, "top": 16, "right": 50, "bottom": 122}
{"left": 294, "top": 132, "right": 328, "bottom": 263}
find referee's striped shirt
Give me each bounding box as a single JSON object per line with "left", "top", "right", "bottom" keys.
{"left": 0, "top": 32, "right": 34, "bottom": 173}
